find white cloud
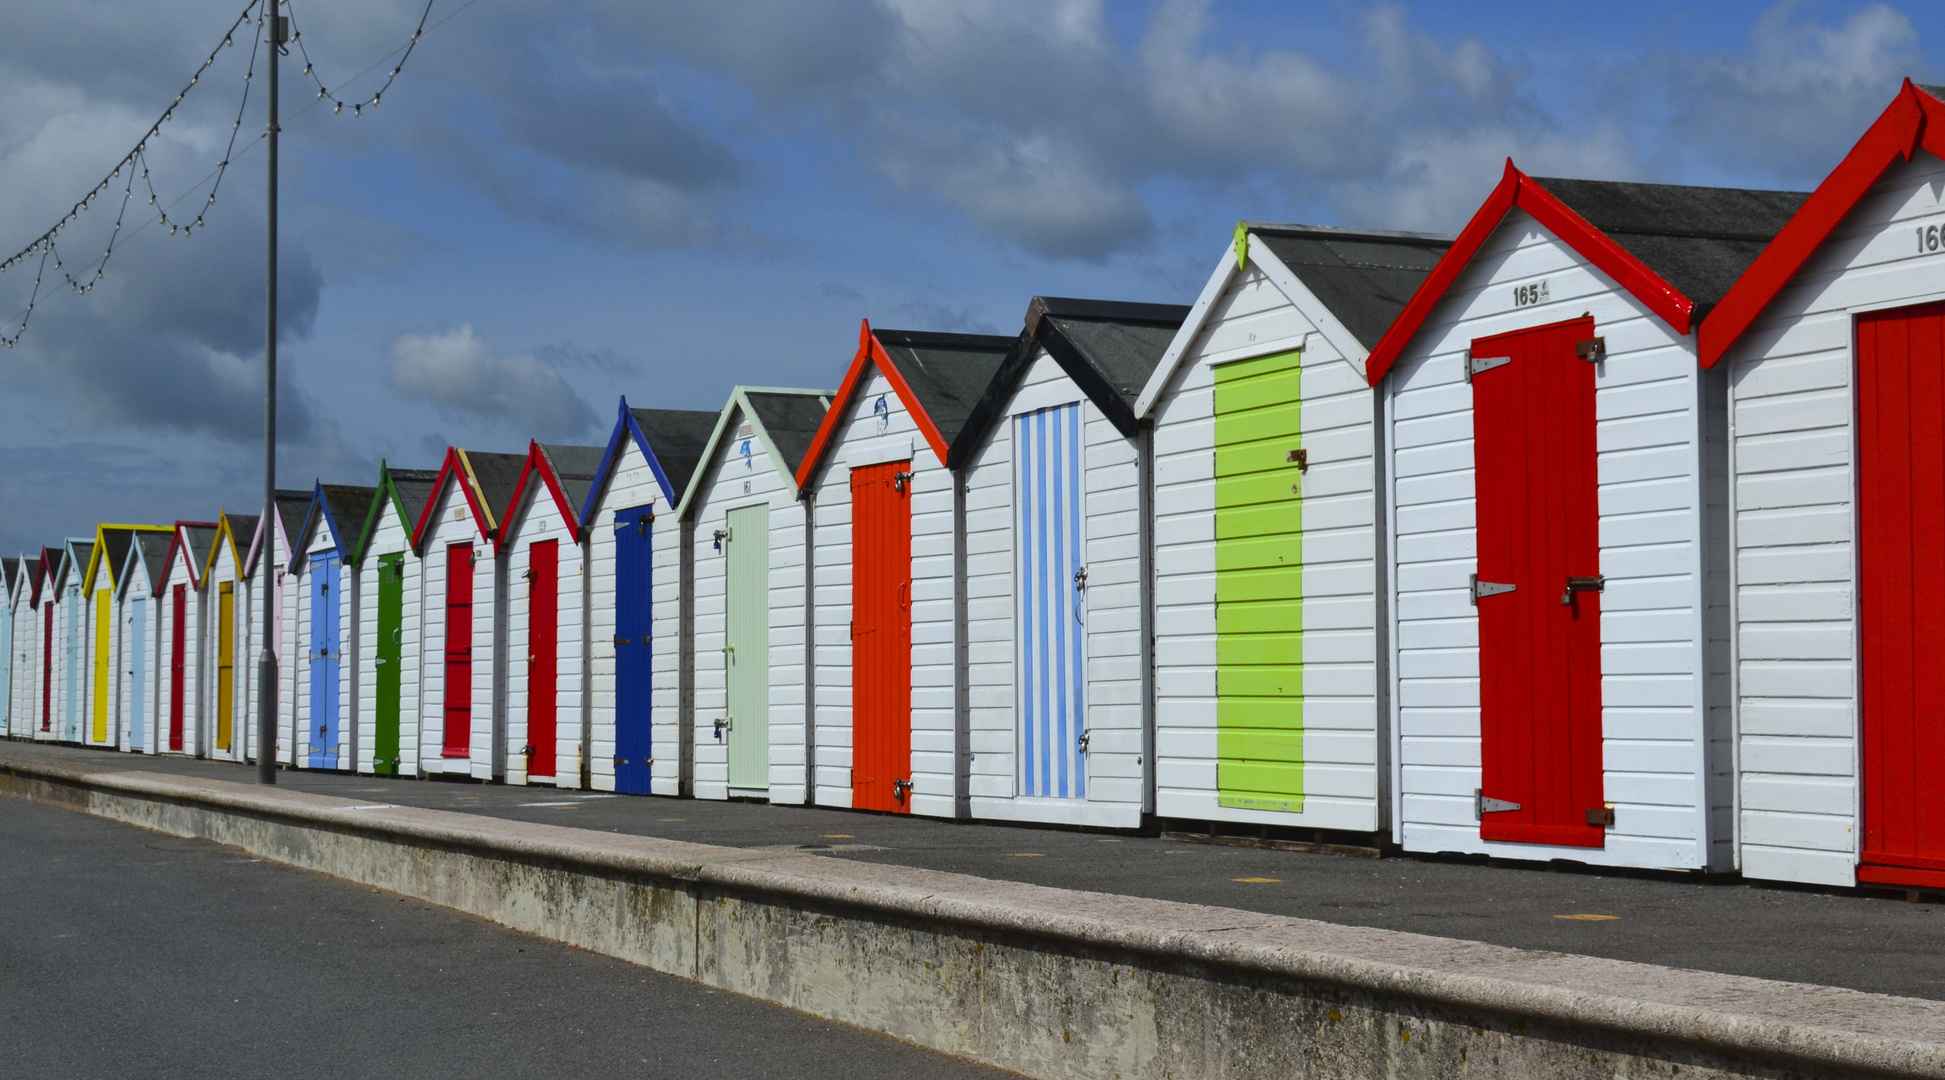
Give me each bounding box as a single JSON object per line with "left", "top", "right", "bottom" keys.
{"left": 387, "top": 324, "right": 595, "bottom": 438}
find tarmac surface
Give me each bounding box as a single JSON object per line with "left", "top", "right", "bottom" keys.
{"left": 9, "top": 739, "right": 1945, "bottom": 1003}
{"left": 0, "top": 793, "right": 1013, "bottom": 1080}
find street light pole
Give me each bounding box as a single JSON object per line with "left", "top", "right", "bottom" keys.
{"left": 258, "top": 3, "right": 285, "bottom": 785}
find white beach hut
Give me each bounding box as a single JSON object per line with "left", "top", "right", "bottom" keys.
{"left": 2, "top": 557, "right": 19, "bottom": 738}
{"left": 83, "top": 526, "right": 165, "bottom": 750}
{"left": 198, "top": 513, "right": 257, "bottom": 763}
{"left": 247, "top": 489, "right": 313, "bottom": 765}
{"left": 24, "top": 549, "right": 53, "bottom": 740}
{"left": 291, "top": 485, "right": 375, "bottom": 771}
{"left": 351, "top": 464, "right": 438, "bottom": 777}
{"left": 157, "top": 522, "right": 217, "bottom": 756}
{"left": 116, "top": 530, "right": 174, "bottom": 753}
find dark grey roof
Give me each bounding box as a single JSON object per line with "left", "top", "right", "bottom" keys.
{"left": 132, "top": 532, "right": 173, "bottom": 593}
{"left": 272, "top": 489, "right": 310, "bottom": 545}
{"left": 1248, "top": 225, "right": 1454, "bottom": 350}
{"left": 872, "top": 330, "right": 1017, "bottom": 446}
{"left": 629, "top": 408, "right": 719, "bottom": 498}
{"left": 316, "top": 486, "right": 374, "bottom": 552}
{"left": 1028, "top": 296, "right": 1190, "bottom": 436}
{"left": 387, "top": 468, "right": 441, "bottom": 531}
{"left": 58, "top": 542, "right": 93, "bottom": 589}
{"left": 98, "top": 529, "right": 137, "bottom": 587}
{"left": 181, "top": 525, "right": 217, "bottom": 576}
{"left": 1532, "top": 177, "right": 1810, "bottom": 313}
{"left": 224, "top": 514, "right": 261, "bottom": 558}
{"left": 1919, "top": 84, "right": 1945, "bottom": 101}
{"left": 538, "top": 444, "right": 606, "bottom": 516}
{"left": 743, "top": 391, "right": 832, "bottom": 474}
{"left": 462, "top": 450, "right": 528, "bottom": 528}
{"left": 2, "top": 558, "right": 15, "bottom": 592}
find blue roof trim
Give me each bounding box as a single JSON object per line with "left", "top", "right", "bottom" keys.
{"left": 294, "top": 480, "right": 355, "bottom": 568}
{"left": 579, "top": 396, "right": 676, "bottom": 525}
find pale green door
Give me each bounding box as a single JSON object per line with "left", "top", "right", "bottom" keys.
{"left": 1215, "top": 350, "right": 1305, "bottom": 813}
{"left": 724, "top": 504, "right": 770, "bottom": 789}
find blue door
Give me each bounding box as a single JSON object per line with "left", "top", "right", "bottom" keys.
{"left": 1016, "top": 403, "right": 1086, "bottom": 800}
{"left": 614, "top": 506, "right": 654, "bottom": 794}
{"left": 130, "top": 597, "right": 147, "bottom": 751}
{"left": 308, "top": 553, "right": 341, "bottom": 768}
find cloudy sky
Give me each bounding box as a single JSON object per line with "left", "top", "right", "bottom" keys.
{"left": 0, "top": 0, "right": 1939, "bottom": 552}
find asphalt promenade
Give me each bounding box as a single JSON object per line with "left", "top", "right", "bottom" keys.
{"left": 9, "top": 738, "right": 1942, "bottom": 1003}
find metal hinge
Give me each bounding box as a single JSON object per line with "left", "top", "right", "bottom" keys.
{"left": 1464, "top": 349, "right": 1511, "bottom": 383}
{"left": 1469, "top": 574, "right": 1515, "bottom": 605}
{"left": 1576, "top": 336, "right": 1606, "bottom": 363}
{"left": 1475, "top": 788, "right": 1522, "bottom": 819}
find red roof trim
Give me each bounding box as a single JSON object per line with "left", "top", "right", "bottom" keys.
{"left": 164, "top": 521, "right": 219, "bottom": 591}
{"left": 1699, "top": 80, "right": 1945, "bottom": 368}
{"left": 1365, "top": 160, "right": 1698, "bottom": 385}
{"left": 793, "top": 319, "right": 952, "bottom": 489}
{"left": 498, "top": 441, "right": 582, "bottom": 553}
{"left": 409, "top": 448, "right": 494, "bottom": 551}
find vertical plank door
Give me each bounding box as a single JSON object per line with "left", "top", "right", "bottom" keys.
{"left": 613, "top": 506, "right": 655, "bottom": 794}
{"left": 93, "top": 588, "right": 111, "bottom": 744}
{"left": 851, "top": 460, "right": 914, "bottom": 812}
{"left": 130, "top": 597, "right": 147, "bottom": 751}
{"left": 41, "top": 601, "right": 51, "bottom": 734}
{"left": 724, "top": 504, "right": 770, "bottom": 790}
{"left": 374, "top": 553, "right": 404, "bottom": 775}
{"left": 1016, "top": 403, "right": 1087, "bottom": 800}
{"left": 1214, "top": 350, "right": 1306, "bottom": 813}
{"left": 169, "top": 585, "right": 184, "bottom": 751}
{"left": 1859, "top": 301, "right": 1945, "bottom": 887}
{"left": 308, "top": 553, "right": 341, "bottom": 769}
{"left": 65, "top": 590, "right": 78, "bottom": 741}
{"left": 443, "top": 544, "right": 474, "bottom": 759}
{"left": 527, "top": 540, "right": 559, "bottom": 780}
{"left": 1470, "top": 316, "right": 1605, "bottom": 848}
{"left": 217, "top": 582, "right": 234, "bottom": 753}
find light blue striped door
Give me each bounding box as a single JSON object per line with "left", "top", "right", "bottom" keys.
{"left": 64, "top": 587, "right": 79, "bottom": 741}
{"left": 130, "top": 598, "right": 147, "bottom": 751}
{"left": 0, "top": 599, "right": 11, "bottom": 732}
{"left": 1016, "top": 403, "right": 1086, "bottom": 799}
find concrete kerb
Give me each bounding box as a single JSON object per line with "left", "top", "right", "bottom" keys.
{"left": 5, "top": 751, "right": 1942, "bottom": 1080}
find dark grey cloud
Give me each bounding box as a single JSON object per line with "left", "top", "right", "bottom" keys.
{"left": 387, "top": 323, "right": 598, "bottom": 440}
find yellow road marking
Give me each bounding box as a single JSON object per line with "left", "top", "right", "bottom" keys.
{"left": 1233, "top": 877, "right": 1281, "bottom": 883}
{"left": 821, "top": 834, "right": 854, "bottom": 839}
{"left": 1554, "top": 914, "right": 1620, "bottom": 921}
{"left": 1010, "top": 853, "right": 1046, "bottom": 858}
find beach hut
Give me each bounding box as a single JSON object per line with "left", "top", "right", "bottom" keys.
{"left": 498, "top": 442, "right": 604, "bottom": 787}
{"left": 199, "top": 513, "right": 258, "bottom": 762}
{"left": 1690, "top": 81, "right": 1945, "bottom": 890}
{"left": 1137, "top": 224, "right": 1452, "bottom": 841}
{"left": 351, "top": 464, "right": 438, "bottom": 777}
{"left": 291, "top": 485, "right": 375, "bottom": 770}
{"left": 84, "top": 526, "right": 165, "bottom": 749}
{"left": 795, "top": 325, "right": 1018, "bottom": 815}
{"left": 49, "top": 538, "right": 93, "bottom": 744}
{"left": 581, "top": 401, "right": 719, "bottom": 796}
{"left": 0, "top": 557, "right": 13, "bottom": 737}
{"left": 954, "top": 297, "right": 1188, "bottom": 829}
{"left": 1367, "top": 162, "right": 1805, "bottom": 870}
{"left": 678, "top": 387, "right": 832, "bottom": 803}
{"left": 116, "top": 530, "right": 174, "bottom": 753}
{"left": 157, "top": 522, "right": 217, "bottom": 755}
{"left": 247, "top": 489, "right": 314, "bottom": 765}
{"left": 7, "top": 558, "right": 32, "bottom": 739}
{"left": 27, "top": 548, "right": 54, "bottom": 740}
{"left": 411, "top": 448, "right": 526, "bottom": 779}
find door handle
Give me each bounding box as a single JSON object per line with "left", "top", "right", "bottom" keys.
{"left": 892, "top": 778, "right": 913, "bottom": 801}
{"left": 1559, "top": 576, "right": 1605, "bottom": 606}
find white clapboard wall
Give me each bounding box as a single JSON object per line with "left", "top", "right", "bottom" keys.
{"left": 501, "top": 476, "right": 589, "bottom": 788}
{"left": 415, "top": 479, "right": 503, "bottom": 780}
{"left": 356, "top": 495, "right": 425, "bottom": 777}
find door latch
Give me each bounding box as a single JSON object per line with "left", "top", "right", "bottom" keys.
{"left": 892, "top": 778, "right": 913, "bottom": 801}
{"left": 1575, "top": 336, "right": 1606, "bottom": 363}
{"left": 712, "top": 717, "right": 731, "bottom": 740}
{"left": 1475, "top": 788, "right": 1522, "bottom": 819}
{"left": 1286, "top": 448, "right": 1308, "bottom": 472}
{"left": 614, "top": 757, "right": 630, "bottom": 766}
{"left": 1073, "top": 566, "right": 1088, "bottom": 592}
{"left": 1586, "top": 805, "right": 1615, "bottom": 827}
{"left": 893, "top": 471, "right": 914, "bottom": 494}
{"left": 1077, "top": 728, "right": 1091, "bottom": 753}
{"left": 520, "top": 744, "right": 533, "bottom": 757}
{"left": 1464, "top": 350, "right": 1511, "bottom": 383}
{"left": 1559, "top": 575, "right": 1605, "bottom": 606}
{"left": 1469, "top": 574, "right": 1515, "bottom": 605}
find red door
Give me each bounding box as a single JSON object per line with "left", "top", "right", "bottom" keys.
{"left": 1471, "top": 317, "right": 1605, "bottom": 848}
{"left": 851, "top": 461, "right": 913, "bottom": 812}
{"left": 41, "top": 601, "right": 52, "bottom": 732}
{"left": 169, "top": 584, "right": 186, "bottom": 752}
{"left": 1859, "top": 301, "right": 1945, "bottom": 887}
{"left": 443, "top": 544, "right": 474, "bottom": 758}
{"left": 527, "top": 540, "right": 558, "bottom": 780}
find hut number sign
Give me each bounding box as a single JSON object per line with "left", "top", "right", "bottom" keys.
{"left": 1512, "top": 279, "right": 1550, "bottom": 308}
{"left": 1917, "top": 223, "right": 1945, "bottom": 254}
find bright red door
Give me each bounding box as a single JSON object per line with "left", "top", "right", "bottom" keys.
{"left": 851, "top": 461, "right": 913, "bottom": 812}
{"left": 527, "top": 540, "right": 558, "bottom": 780}
{"left": 443, "top": 544, "right": 474, "bottom": 758}
{"left": 1471, "top": 317, "right": 1605, "bottom": 848}
{"left": 41, "top": 601, "right": 52, "bottom": 732}
{"left": 169, "top": 584, "right": 186, "bottom": 752}
{"left": 1859, "top": 301, "right": 1945, "bottom": 887}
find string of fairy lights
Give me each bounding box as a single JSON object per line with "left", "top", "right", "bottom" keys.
{"left": 0, "top": 0, "right": 451, "bottom": 349}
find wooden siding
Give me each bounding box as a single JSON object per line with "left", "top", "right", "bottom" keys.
{"left": 292, "top": 518, "right": 359, "bottom": 770}
{"left": 1386, "top": 207, "right": 1721, "bottom": 870}
{"left": 202, "top": 542, "right": 254, "bottom": 763}
{"left": 157, "top": 549, "right": 203, "bottom": 756}
{"left": 502, "top": 486, "right": 589, "bottom": 788}
{"left": 1150, "top": 259, "right": 1382, "bottom": 832}
{"left": 415, "top": 484, "right": 503, "bottom": 779}
{"left": 358, "top": 501, "right": 424, "bottom": 777}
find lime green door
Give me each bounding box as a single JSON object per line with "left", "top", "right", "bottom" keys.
{"left": 1215, "top": 350, "right": 1305, "bottom": 813}
{"left": 374, "top": 553, "right": 404, "bottom": 774}
{"left": 724, "top": 505, "right": 770, "bottom": 790}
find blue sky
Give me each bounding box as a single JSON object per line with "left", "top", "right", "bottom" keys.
{"left": 0, "top": 0, "right": 1941, "bottom": 552}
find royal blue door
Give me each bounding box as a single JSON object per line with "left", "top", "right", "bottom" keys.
{"left": 1016, "top": 403, "right": 1087, "bottom": 800}
{"left": 129, "top": 597, "right": 147, "bottom": 751}
{"left": 308, "top": 553, "right": 341, "bottom": 768}
{"left": 614, "top": 506, "right": 654, "bottom": 794}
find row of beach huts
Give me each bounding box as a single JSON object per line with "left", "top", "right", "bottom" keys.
{"left": 9, "top": 81, "right": 1945, "bottom": 894}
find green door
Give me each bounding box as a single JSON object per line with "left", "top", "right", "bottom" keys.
{"left": 724, "top": 504, "right": 770, "bottom": 790}
{"left": 374, "top": 552, "right": 404, "bottom": 775}
{"left": 1215, "top": 350, "right": 1305, "bottom": 813}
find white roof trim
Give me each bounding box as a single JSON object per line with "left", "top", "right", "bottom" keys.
{"left": 1133, "top": 247, "right": 1238, "bottom": 419}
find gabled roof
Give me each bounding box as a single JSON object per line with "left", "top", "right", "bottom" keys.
{"left": 31, "top": 548, "right": 55, "bottom": 607}
{"left": 501, "top": 441, "right": 605, "bottom": 549}
{"left": 674, "top": 387, "right": 833, "bottom": 519}
{"left": 119, "top": 531, "right": 175, "bottom": 600}
{"left": 297, "top": 483, "right": 376, "bottom": 567}
{"left": 796, "top": 320, "right": 1017, "bottom": 485}
{"left": 83, "top": 524, "right": 167, "bottom": 595}
{"left": 53, "top": 538, "right": 93, "bottom": 594}
{"left": 411, "top": 447, "right": 529, "bottom": 547}
{"left": 1, "top": 557, "right": 14, "bottom": 602}
{"left": 1137, "top": 224, "right": 1452, "bottom": 415}
{"left": 1700, "top": 80, "right": 1945, "bottom": 367}
{"left": 165, "top": 522, "right": 219, "bottom": 590}
{"left": 205, "top": 512, "right": 260, "bottom": 580}
{"left": 19, "top": 557, "right": 41, "bottom": 608}
{"left": 580, "top": 399, "right": 720, "bottom": 522}
{"left": 1366, "top": 160, "right": 1808, "bottom": 384}
{"left": 246, "top": 488, "right": 316, "bottom": 576}
{"left": 353, "top": 462, "right": 440, "bottom": 560}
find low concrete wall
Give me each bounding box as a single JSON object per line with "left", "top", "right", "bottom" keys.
{"left": 6, "top": 752, "right": 1943, "bottom": 1080}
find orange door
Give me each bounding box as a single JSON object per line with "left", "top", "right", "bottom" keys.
{"left": 851, "top": 461, "right": 913, "bottom": 812}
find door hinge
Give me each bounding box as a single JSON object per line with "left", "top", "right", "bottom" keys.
{"left": 1586, "top": 805, "right": 1615, "bottom": 827}
{"left": 1575, "top": 336, "right": 1606, "bottom": 363}
{"left": 1469, "top": 574, "right": 1515, "bottom": 605}
{"left": 1560, "top": 575, "right": 1605, "bottom": 606}
{"left": 1475, "top": 789, "right": 1522, "bottom": 819}
{"left": 1464, "top": 350, "right": 1511, "bottom": 383}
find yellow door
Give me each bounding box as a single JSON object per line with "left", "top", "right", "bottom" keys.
{"left": 217, "top": 583, "right": 234, "bottom": 752}
{"left": 92, "top": 588, "right": 111, "bottom": 743}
